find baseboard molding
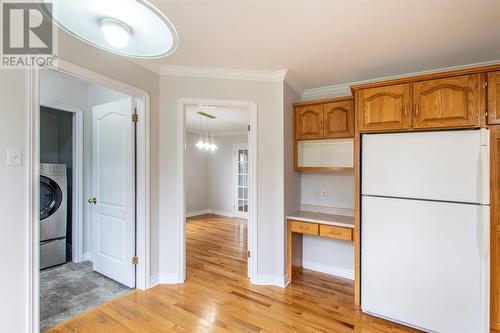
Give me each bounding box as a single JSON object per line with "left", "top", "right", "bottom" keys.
{"left": 252, "top": 274, "right": 287, "bottom": 288}
{"left": 302, "top": 261, "right": 354, "bottom": 280}
{"left": 186, "top": 209, "right": 211, "bottom": 218}
{"left": 187, "top": 209, "right": 235, "bottom": 218}
{"left": 150, "top": 273, "right": 184, "bottom": 287}
{"left": 210, "top": 210, "right": 234, "bottom": 217}
{"left": 82, "top": 252, "right": 92, "bottom": 262}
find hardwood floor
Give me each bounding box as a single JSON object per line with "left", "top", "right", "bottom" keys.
{"left": 45, "top": 214, "right": 420, "bottom": 333}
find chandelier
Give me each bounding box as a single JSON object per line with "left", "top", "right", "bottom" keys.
{"left": 195, "top": 112, "right": 218, "bottom": 152}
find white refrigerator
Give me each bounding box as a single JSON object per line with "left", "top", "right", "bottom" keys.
{"left": 361, "top": 129, "right": 490, "bottom": 333}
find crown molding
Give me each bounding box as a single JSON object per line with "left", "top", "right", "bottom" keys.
{"left": 301, "top": 59, "right": 500, "bottom": 101}
{"left": 160, "top": 65, "right": 288, "bottom": 82}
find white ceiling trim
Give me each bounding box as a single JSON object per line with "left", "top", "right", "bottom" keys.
{"left": 301, "top": 59, "right": 500, "bottom": 101}
{"left": 160, "top": 65, "right": 288, "bottom": 82}
{"left": 284, "top": 71, "right": 305, "bottom": 97}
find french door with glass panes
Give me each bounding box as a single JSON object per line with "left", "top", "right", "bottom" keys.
{"left": 234, "top": 144, "right": 249, "bottom": 218}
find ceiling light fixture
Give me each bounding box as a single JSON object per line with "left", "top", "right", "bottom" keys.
{"left": 100, "top": 19, "right": 131, "bottom": 48}
{"left": 196, "top": 112, "right": 218, "bottom": 152}
{"left": 42, "top": 0, "right": 178, "bottom": 58}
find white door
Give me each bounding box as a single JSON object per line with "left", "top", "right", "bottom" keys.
{"left": 234, "top": 145, "right": 249, "bottom": 218}
{"left": 361, "top": 196, "right": 488, "bottom": 333}
{"left": 92, "top": 98, "right": 135, "bottom": 288}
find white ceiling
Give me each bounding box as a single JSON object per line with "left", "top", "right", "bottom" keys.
{"left": 136, "top": 0, "right": 500, "bottom": 90}
{"left": 186, "top": 106, "right": 249, "bottom": 135}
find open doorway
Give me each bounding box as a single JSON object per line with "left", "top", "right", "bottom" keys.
{"left": 37, "top": 68, "right": 145, "bottom": 330}
{"left": 180, "top": 98, "right": 257, "bottom": 283}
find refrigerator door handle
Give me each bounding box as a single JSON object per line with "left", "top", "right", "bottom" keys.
{"left": 478, "top": 206, "right": 490, "bottom": 259}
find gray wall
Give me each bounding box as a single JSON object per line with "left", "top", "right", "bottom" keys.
{"left": 159, "top": 75, "right": 285, "bottom": 281}
{"left": 186, "top": 131, "right": 209, "bottom": 213}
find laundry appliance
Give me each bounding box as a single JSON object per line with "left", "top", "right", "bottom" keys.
{"left": 40, "top": 163, "right": 67, "bottom": 269}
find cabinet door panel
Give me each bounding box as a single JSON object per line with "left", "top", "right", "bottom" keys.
{"left": 413, "top": 74, "right": 481, "bottom": 129}
{"left": 488, "top": 71, "right": 500, "bottom": 125}
{"left": 323, "top": 100, "right": 354, "bottom": 138}
{"left": 295, "top": 105, "right": 323, "bottom": 140}
{"left": 357, "top": 84, "right": 411, "bottom": 132}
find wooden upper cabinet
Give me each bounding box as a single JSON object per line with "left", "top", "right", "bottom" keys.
{"left": 295, "top": 105, "right": 323, "bottom": 140}
{"left": 488, "top": 71, "right": 500, "bottom": 125}
{"left": 412, "top": 74, "right": 481, "bottom": 129}
{"left": 356, "top": 84, "right": 411, "bottom": 132}
{"left": 323, "top": 100, "right": 354, "bottom": 138}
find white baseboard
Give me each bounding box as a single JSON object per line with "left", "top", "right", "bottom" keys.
{"left": 150, "top": 273, "right": 184, "bottom": 287}
{"left": 186, "top": 209, "right": 234, "bottom": 218}
{"left": 302, "top": 261, "right": 354, "bottom": 280}
{"left": 210, "top": 209, "right": 234, "bottom": 217}
{"left": 186, "top": 209, "right": 211, "bottom": 217}
{"left": 252, "top": 274, "right": 287, "bottom": 288}
{"left": 82, "top": 252, "right": 92, "bottom": 262}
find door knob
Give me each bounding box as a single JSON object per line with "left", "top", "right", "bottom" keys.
{"left": 88, "top": 198, "right": 96, "bottom": 204}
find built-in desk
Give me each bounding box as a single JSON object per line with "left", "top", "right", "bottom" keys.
{"left": 286, "top": 211, "right": 355, "bottom": 284}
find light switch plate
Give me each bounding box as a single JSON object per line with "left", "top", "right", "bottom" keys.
{"left": 305, "top": 189, "right": 311, "bottom": 198}
{"left": 321, "top": 190, "right": 327, "bottom": 200}
{"left": 6, "top": 148, "right": 23, "bottom": 167}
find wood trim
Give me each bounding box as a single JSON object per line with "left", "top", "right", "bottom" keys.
{"left": 350, "top": 64, "right": 500, "bottom": 92}
{"left": 489, "top": 72, "right": 500, "bottom": 125}
{"left": 295, "top": 166, "right": 354, "bottom": 173}
{"left": 294, "top": 96, "right": 354, "bottom": 107}
{"left": 353, "top": 122, "right": 361, "bottom": 308}
{"left": 491, "top": 126, "right": 500, "bottom": 330}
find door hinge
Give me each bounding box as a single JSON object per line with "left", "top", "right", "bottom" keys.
{"left": 247, "top": 251, "right": 250, "bottom": 258}
{"left": 132, "top": 256, "right": 139, "bottom": 265}
{"left": 132, "top": 114, "right": 138, "bottom": 123}
{"left": 248, "top": 125, "right": 250, "bottom": 132}
{"left": 486, "top": 109, "right": 489, "bottom": 118}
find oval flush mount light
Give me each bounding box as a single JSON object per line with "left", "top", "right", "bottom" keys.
{"left": 100, "top": 19, "right": 131, "bottom": 48}
{"left": 42, "top": 0, "right": 178, "bottom": 58}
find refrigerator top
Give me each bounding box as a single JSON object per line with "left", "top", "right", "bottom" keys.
{"left": 362, "top": 129, "right": 489, "bottom": 205}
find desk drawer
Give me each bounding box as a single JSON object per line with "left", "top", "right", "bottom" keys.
{"left": 319, "top": 225, "right": 353, "bottom": 241}
{"left": 290, "top": 221, "right": 318, "bottom": 235}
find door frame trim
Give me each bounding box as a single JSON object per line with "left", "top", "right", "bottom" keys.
{"left": 39, "top": 99, "right": 84, "bottom": 263}
{"left": 233, "top": 143, "right": 249, "bottom": 219}
{"left": 29, "top": 60, "right": 152, "bottom": 333}
{"left": 177, "top": 98, "right": 258, "bottom": 282}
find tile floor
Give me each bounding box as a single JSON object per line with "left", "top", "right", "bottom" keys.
{"left": 40, "top": 261, "right": 131, "bottom": 331}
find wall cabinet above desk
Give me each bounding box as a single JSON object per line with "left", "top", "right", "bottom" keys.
{"left": 295, "top": 97, "right": 354, "bottom": 140}
{"left": 294, "top": 97, "right": 354, "bottom": 172}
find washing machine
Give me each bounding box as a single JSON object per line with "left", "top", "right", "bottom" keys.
{"left": 40, "top": 163, "right": 67, "bottom": 269}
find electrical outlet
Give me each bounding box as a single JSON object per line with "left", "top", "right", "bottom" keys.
{"left": 321, "top": 190, "right": 327, "bottom": 200}
{"left": 305, "top": 189, "right": 311, "bottom": 198}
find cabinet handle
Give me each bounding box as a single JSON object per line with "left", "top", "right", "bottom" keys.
{"left": 404, "top": 106, "right": 408, "bottom": 116}
{"left": 319, "top": 120, "right": 323, "bottom": 129}
{"left": 415, "top": 105, "right": 420, "bottom": 117}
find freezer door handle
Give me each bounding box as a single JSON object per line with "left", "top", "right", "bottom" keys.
{"left": 478, "top": 206, "right": 490, "bottom": 259}
{"left": 480, "top": 129, "right": 490, "bottom": 204}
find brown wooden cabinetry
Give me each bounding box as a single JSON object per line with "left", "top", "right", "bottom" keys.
{"left": 356, "top": 84, "right": 411, "bottom": 132}
{"left": 354, "top": 74, "right": 485, "bottom": 132}
{"left": 295, "top": 105, "right": 323, "bottom": 140}
{"left": 295, "top": 98, "right": 354, "bottom": 140}
{"left": 413, "top": 74, "right": 481, "bottom": 129}
{"left": 491, "top": 126, "right": 500, "bottom": 330}
{"left": 488, "top": 71, "right": 500, "bottom": 125}
{"left": 323, "top": 100, "right": 354, "bottom": 138}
